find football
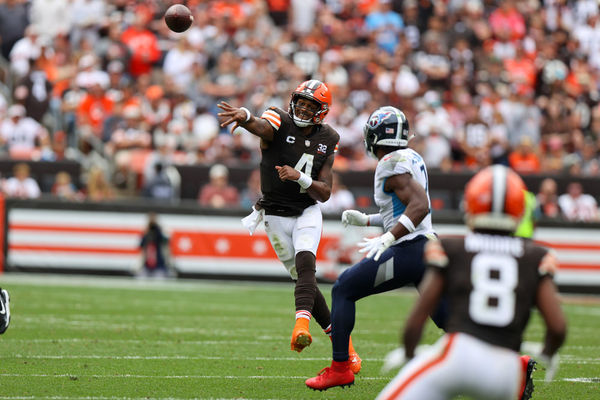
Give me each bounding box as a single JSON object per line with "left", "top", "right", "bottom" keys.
{"left": 164, "top": 4, "right": 193, "bottom": 33}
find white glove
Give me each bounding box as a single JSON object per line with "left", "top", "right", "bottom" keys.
{"left": 520, "top": 341, "right": 559, "bottom": 382}
{"left": 357, "top": 231, "right": 396, "bottom": 261}
{"left": 381, "top": 345, "right": 432, "bottom": 374}
{"left": 241, "top": 206, "right": 264, "bottom": 236}
{"left": 381, "top": 347, "right": 406, "bottom": 373}
{"left": 342, "top": 210, "right": 369, "bottom": 227}
{"left": 538, "top": 353, "right": 560, "bottom": 382}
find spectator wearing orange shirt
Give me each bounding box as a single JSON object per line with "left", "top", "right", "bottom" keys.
{"left": 77, "top": 78, "right": 114, "bottom": 139}
{"left": 120, "top": 14, "right": 161, "bottom": 78}
{"left": 508, "top": 136, "right": 540, "bottom": 174}
{"left": 504, "top": 42, "right": 536, "bottom": 90}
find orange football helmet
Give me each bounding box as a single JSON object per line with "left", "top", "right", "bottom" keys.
{"left": 289, "top": 80, "right": 332, "bottom": 127}
{"left": 464, "top": 165, "right": 527, "bottom": 232}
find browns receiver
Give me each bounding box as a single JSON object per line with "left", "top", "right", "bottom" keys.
{"left": 376, "top": 165, "right": 567, "bottom": 400}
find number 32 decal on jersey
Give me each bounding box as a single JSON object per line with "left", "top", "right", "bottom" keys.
{"left": 469, "top": 253, "right": 518, "bottom": 327}
{"left": 294, "top": 153, "right": 314, "bottom": 193}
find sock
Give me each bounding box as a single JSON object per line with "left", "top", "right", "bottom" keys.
{"left": 295, "top": 310, "right": 311, "bottom": 330}
{"left": 323, "top": 323, "right": 332, "bottom": 337}
{"left": 331, "top": 360, "right": 351, "bottom": 372}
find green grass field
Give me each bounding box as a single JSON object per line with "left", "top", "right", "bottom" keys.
{"left": 0, "top": 274, "right": 598, "bottom": 400}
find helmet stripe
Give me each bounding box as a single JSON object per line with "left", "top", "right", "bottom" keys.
{"left": 306, "top": 80, "right": 320, "bottom": 90}
{"left": 491, "top": 165, "right": 507, "bottom": 215}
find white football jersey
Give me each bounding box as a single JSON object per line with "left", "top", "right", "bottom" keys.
{"left": 373, "top": 148, "right": 435, "bottom": 243}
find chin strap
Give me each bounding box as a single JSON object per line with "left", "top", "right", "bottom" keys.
{"left": 293, "top": 116, "right": 314, "bottom": 127}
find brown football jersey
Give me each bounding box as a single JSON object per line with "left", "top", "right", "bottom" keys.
{"left": 256, "top": 107, "right": 339, "bottom": 216}
{"left": 425, "top": 233, "right": 558, "bottom": 351}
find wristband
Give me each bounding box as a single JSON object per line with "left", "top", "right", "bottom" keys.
{"left": 367, "top": 213, "right": 382, "bottom": 227}
{"left": 294, "top": 171, "right": 313, "bottom": 189}
{"left": 240, "top": 107, "right": 252, "bottom": 122}
{"left": 398, "top": 214, "right": 416, "bottom": 233}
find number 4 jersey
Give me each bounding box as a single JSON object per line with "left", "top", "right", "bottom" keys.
{"left": 257, "top": 107, "right": 339, "bottom": 216}
{"left": 425, "top": 233, "right": 558, "bottom": 351}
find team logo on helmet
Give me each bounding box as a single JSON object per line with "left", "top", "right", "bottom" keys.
{"left": 363, "top": 106, "right": 411, "bottom": 157}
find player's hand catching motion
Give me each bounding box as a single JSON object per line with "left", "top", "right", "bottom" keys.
{"left": 217, "top": 101, "right": 250, "bottom": 133}
{"left": 357, "top": 231, "right": 396, "bottom": 261}
{"left": 342, "top": 210, "right": 369, "bottom": 227}
{"left": 275, "top": 165, "right": 300, "bottom": 181}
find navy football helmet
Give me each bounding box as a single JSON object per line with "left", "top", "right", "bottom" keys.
{"left": 363, "top": 106, "right": 411, "bottom": 157}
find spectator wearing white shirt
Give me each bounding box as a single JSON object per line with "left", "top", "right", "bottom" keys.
{"left": 558, "top": 182, "right": 599, "bottom": 222}
{"left": 0, "top": 104, "right": 48, "bottom": 159}
{"left": 29, "top": 0, "right": 72, "bottom": 39}
{"left": 9, "top": 25, "right": 42, "bottom": 78}
{"left": 3, "top": 163, "right": 41, "bottom": 199}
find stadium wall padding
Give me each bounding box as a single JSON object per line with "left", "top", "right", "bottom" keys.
{"left": 3, "top": 199, "right": 600, "bottom": 292}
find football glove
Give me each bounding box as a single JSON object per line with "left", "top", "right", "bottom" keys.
{"left": 381, "top": 345, "right": 433, "bottom": 374}
{"left": 341, "top": 210, "right": 369, "bottom": 227}
{"left": 537, "top": 353, "right": 560, "bottom": 382}
{"left": 520, "top": 342, "right": 559, "bottom": 382}
{"left": 357, "top": 231, "right": 396, "bottom": 261}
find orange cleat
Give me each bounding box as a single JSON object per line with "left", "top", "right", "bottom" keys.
{"left": 349, "top": 350, "right": 362, "bottom": 374}
{"left": 306, "top": 360, "right": 355, "bottom": 391}
{"left": 348, "top": 336, "right": 361, "bottom": 374}
{"left": 291, "top": 318, "right": 312, "bottom": 352}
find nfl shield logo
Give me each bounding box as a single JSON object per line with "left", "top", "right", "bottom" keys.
{"left": 305, "top": 140, "right": 310, "bottom": 147}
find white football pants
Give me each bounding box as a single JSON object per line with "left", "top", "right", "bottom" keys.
{"left": 263, "top": 204, "right": 322, "bottom": 280}
{"left": 377, "top": 333, "right": 523, "bottom": 400}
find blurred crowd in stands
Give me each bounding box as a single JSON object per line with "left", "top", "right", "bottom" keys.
{"left": 0, "top": 0, "right": 598, "bottom": 220}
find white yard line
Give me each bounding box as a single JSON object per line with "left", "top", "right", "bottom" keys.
{"left": 2, "top": 354, "right": 599, "bottom": 364}
{"left": 0, "top": 397, "right": 288, "bottom": 400}
{"left": 0, "top": 373, "right": 595, "bottom": 385}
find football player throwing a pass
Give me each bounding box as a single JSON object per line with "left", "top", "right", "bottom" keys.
{"left": 376, "top": 165, "right": 567, "bottom": 400}
{"left": 217, "top": 80, "right": 361, "bottom": 373}
{"left": 306, "top": 106, "right": 447, "bottom": 391}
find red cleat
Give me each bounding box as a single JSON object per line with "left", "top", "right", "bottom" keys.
{"left": 305, "top": 360, "right": 355, "bottom": 391}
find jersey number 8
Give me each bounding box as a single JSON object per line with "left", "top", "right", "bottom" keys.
{"left": 469, "top": 253, "right": 518, "bottom": 327}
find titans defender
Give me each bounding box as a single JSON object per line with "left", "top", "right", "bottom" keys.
{"left": 218, "top": 80, "right": 361, "bottom": 373}
{"left": 306, "top": 106, "right": 447, "bottom": 391}
{"left": 376, "top": 165, "right": 566, "bottom": 400}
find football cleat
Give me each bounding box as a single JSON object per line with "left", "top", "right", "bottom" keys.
{"left": 349, "top": 350, "right": 362, "bottom": 374}
{"left": 305, "top": 361, "right": 354, "bottom": 391}
{"left": 291, "top": 318, "right": 312, "bottom": 352}
{"left": 0, "top": 288, "right": 10, "bottom": 334}
{"left": 520, "top": 355, "right": 537, "bottom": 400}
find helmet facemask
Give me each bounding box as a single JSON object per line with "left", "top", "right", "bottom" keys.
{"left": 290, "top": 94, "right": 326, "bottom": 127}
{"left": 288, "top": 80, "right": 332, "bottom": 127}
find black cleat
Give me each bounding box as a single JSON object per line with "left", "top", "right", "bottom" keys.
{"left": 521, "top": 356, "right": 537, "bottom": 400}
{"left": 0, "top": 288, "right": 10, "bottom": 334}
